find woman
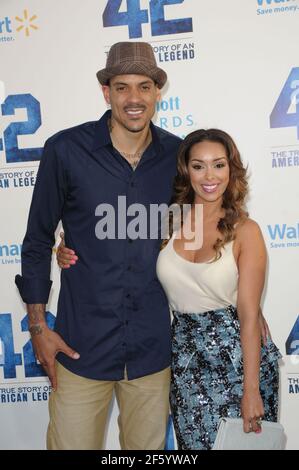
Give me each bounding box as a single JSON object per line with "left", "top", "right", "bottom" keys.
{"left": 56, "top": 129, "right": 281, "bottom": 450}
{"left": 156, "top": 129, "right": 281, "bottom": 449}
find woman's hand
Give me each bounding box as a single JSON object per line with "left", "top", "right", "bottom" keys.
{"left": 56, "top": 232, "right": 78, "bottom": 269}
{"left": 241, "top": 390, "right": 264, "bottom": 433}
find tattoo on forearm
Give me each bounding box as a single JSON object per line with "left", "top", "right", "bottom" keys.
{"left": 29, "top": 324, "right": 44, "bottom": 336}
{"left": 27, "top": 304, "right": 46, "bottom": 325}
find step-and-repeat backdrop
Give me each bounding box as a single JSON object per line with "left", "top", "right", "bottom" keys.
{"left": 0, "top": 0, "right": 298, "bottom": 449}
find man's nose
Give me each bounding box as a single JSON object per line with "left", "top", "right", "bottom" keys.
{"left": 127, "top": 88, "right": 142, "bottom": 103}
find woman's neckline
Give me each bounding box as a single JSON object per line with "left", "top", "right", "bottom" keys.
{"left": 170, "top": 233, "right": 218, "bottom": 265}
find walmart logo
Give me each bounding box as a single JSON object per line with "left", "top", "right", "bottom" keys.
{"left": 257, "top": 0, "right": 295, "bottom": 4}
{"left": 268, "top": 223, "right": 299, "bottom": 240}
{"left": 0, "top": 243, "right": 22, "bottom": 266}
{"left": 15, "top": 9, "right": 38, "bottom": 37}
{"left": 267, "top": 223, "right": 299, "bottom": 249}
{"left": 0, "top": 9, "right": 38, "bottom": 42}
{"left": 0, "top": 244, "right": 22, "bottom": 257}
{"left": 0, "top": 17, "right": 12, "bottom": 34}
{"left": 256, "top": 0, "right": 299, "bottom": 15}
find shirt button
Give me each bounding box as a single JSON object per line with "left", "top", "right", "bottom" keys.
{"left": 125, "top": 321, "right": 129, "bottom": 326}
{"left": 126, "top": 293, "right": 131, "bottom": 299}
{"left": 130, "top": 182, "right": 135, "bottom": 187}
{"left": 127, "top": 265, "right": 132, "bottom": 271}
{"left": 122, "top": 342, "right": 126, "bottom": 347}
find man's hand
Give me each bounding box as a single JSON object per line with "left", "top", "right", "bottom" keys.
{"left": 56, "top": 232, "right": 78, "bottom": 269}
{"left": 30, "top": 323, "right": 80, "bottom": 391}
{"left": 258, "top": 307, "right": 272, "bottom": 346}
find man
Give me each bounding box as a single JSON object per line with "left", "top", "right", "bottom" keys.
{"left": 15, "top": 42, "right": 181, "bottom": 450}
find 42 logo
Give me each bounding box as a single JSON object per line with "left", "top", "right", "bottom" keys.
{"left": 102, "top": 0, "right": 193, "bottom": 39}
{"left": 0, "top": 312, "right": 55, "bottom": 379}
{"left": 0, "top": 92, "right": 43, "bottom": 163}
{"left": 270, "top": 67, "right": 299, "bottom": 139}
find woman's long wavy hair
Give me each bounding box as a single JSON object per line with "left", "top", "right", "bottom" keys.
{"left": 162, "top": 129, "right": 249, "bottom": 260}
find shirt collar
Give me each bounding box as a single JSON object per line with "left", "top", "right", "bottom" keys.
{"left": 92, "top": 110, "right": 112, "bottom": 150}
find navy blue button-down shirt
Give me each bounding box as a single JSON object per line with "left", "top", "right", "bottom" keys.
{"left": 15, "top": 111, "right": 181, "bottom": 380}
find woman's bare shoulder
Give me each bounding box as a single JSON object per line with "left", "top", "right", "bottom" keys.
{"left": 235, "top": 218, "right": 263, "bottom": 241}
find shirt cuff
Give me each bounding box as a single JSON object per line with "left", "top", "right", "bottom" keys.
{"left": 15, "top": 275, "right": 52, "bottom": 304}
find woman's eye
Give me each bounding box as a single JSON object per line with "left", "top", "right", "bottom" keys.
{"left": 192, "top": 165, "right": 203, "bottom": 170}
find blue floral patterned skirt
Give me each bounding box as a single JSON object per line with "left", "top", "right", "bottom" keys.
{"left": 170, "top": 305, "right": 282, "bottom": 450}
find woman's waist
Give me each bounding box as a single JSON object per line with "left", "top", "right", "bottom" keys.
{"left": 172, "top": 304, "right": 238, "bottom": 321}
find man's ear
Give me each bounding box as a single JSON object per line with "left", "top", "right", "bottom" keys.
{"left": 102, "top": 85, "right": 110, "bottom": 105}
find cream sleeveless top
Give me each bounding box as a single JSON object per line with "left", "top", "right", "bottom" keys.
{"left": 156, "top": 233, "right": 239, "bottom": 314}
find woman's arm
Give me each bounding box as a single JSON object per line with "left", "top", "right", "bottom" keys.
{"left": 236, "top": 219, "right": 266, "bottom": 433}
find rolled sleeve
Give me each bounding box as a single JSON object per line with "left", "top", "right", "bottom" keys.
{"left": 15, "top": 136, "right": 68, "bottom": 304}
{"left": 15, "top": 274, "right": 52, "bottom": 304}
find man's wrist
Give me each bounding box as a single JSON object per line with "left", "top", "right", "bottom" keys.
{"left": 29, "top": 324, "right": 46, "bottom": 337}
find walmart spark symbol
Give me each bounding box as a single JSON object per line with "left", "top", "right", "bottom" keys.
{"left": 15, "top": 9, "right": 38, "bottom": 37}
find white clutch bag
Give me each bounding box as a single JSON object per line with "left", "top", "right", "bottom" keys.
{"left": 212, "top": 418, "right": 285, "bottom": 450}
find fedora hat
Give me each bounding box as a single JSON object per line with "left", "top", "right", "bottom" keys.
{"left": 96, "top": 41, "right": 167, "bottom": 89}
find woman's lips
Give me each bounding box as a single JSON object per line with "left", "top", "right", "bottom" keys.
{"left": 201, "top": 184, "right": 218, "bottom": 193}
